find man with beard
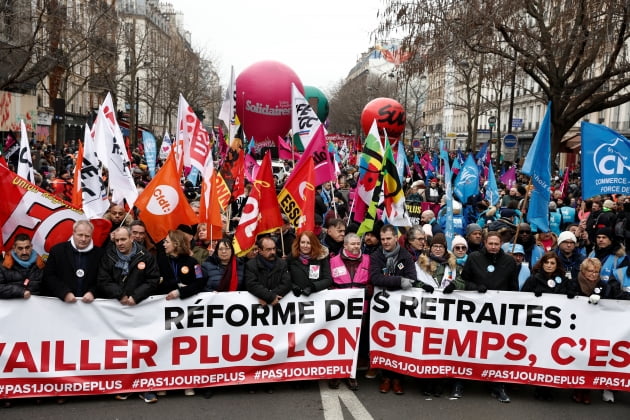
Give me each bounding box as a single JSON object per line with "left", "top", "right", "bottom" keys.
{"left": 462, "top": 231, "right": 518, "bottom": 403}
{"left": 245, "top": 236, "right": 291, "bottom": 306}
{"left": 587, "top": 227, "right": 630, "bottom": 286}
{"left": 44, "top": 220, "right": 104, "bottom": 302}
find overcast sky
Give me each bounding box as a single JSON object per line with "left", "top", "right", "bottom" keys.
{"left": 168, "top": 0, "right": 384, "bottom": 95}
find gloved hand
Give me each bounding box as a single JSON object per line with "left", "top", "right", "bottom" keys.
{"left": 292, "top": 286, "right": 302, "bottom": 297}
{"left": 589, "top": 294, "right": 600, "bottom": 304}
{"left": 443, "top": 282, "right": 456, "bottom": 294}
{"left": 567, "top": 290, "right": 576, "bottom": 299}
{"left": 477, "top": 284, "right": 487, "bottom": 293}
{"left": 302, "top": 286, "right": 313, "bottom": 296}
{"left": 421, "top": 283, "right": 434, "bottom": 293}
{"left": 534, "top": 288, "right": 543, "bottom": 297}
{"left": 400, "top": 277, "right": 414, "bottom": 290}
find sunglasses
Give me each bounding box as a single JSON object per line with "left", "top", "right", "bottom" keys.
{"left": 454, "top": 246, "right": 467, "bottom": 250}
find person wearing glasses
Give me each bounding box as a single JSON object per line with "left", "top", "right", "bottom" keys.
{"left": 403, "top": 225, "right": 428, "bottom": 261}
{"left": 566, "top": 258, "right": 630, "bottom": 404}
{"left": 202, "top": 238, "right": 244, "bottom": 292}
{"left": 245, "top": 236, "right": 291, "bottom": 307}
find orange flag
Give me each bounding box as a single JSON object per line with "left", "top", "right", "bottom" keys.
{"left": 135, "top": 153, "right": 199, "bottom": 242}
{"left": 278, "top": 156, "right": 315, "bottom": 235}
{"left": 233, "top": 154, "right": 283, "bottom": 256}
{"left": 199, "top": 169, "right": 224, "bottom": 241}
{"left": 71, "top": 141, "right": 84, "bottom": 209}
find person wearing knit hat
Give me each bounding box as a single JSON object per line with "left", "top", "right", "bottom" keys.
{"left": 556, "top": 230, "right": 584, "bottom": 281}
{"left": 465, "top": 223, "right": 484, "bottom": 254}
{"left": 603, "top": 199, "right": 615, "bottom": 210}
{"left": 586, "top": 227, "right": 630, "bottom": 299}
{"left": 451, "top": 235, "right": 468, "bottom": 266}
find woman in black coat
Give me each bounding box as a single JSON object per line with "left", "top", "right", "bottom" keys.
{"left": 287, "top": 231, "right": 333, "bottom": 296}
{"left": 156, "top": 230, "right": 205, "bottom": 300}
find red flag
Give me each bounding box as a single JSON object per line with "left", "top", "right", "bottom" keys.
{"left": 233, "top": 154, "right": 283, "bottom": 256}
{"left": 220, "top": 146, "right": 245, "bottom": 200}
{"left": 0, "top": 165, "right": 111, "bottom": 256}
{"left": 278, "top": 156, "right": 315, "bottom": 234}
{"left": 135, "top": 153, "right": 199, "bottom": 242}
{"left": 71, "top": 141, "right": 84, "bottom": 209}
{"left": 558, "top": 167, "right": 571, "bottom": 199}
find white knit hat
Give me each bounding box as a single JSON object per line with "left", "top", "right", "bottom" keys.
{"left": 451, "top": 235, "right": 468, "bottom": 251}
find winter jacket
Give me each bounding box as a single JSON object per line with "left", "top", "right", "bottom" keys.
{"left": 462, "top": 248, "right": 518, "bottom": 291}
{"left": 96, "top": 245, "right": 159, "bottom": 303}
{"left": 156, "top": 253, "right": 205, "bottom": 298}
{"left": 416, "top": 252, "right": 464, "bottom": 290}
{"left": 245, "top": 255, "right": 292, "bottom": 304}
{"left": 369, "top": 246, "right": 417, "bottom": 289}
{"left": 201, "top": 256, "right": 245, "bottom": 291}
{"left": 43, "top": 241, "right": 104, "bottom": 300}
{"left": 521, "top": 271, "right": 570, "bottom": 295}
{"left": 0, "top": 253, "right": 45, "bottom": 298}
{"left": 288, "top": 248, "right": 333, "bottom": 293}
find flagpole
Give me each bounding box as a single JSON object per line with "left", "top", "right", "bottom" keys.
{"left": 347, "top": 196, "right": 356, "bottom": 226}
{"left": 510, "top": 179, "right": 533, "bottom": 252}
{"left": 330, "top": 183, "right": 338, "bottom": 218}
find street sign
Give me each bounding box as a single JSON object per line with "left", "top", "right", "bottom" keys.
{"left": 503, "top": 133, "right": 518, "bottom": 148}
{"left": 511, "top": 118, "right": 523, "bottom": 128}
{"left": 488, "top": 116, "right": 497, "bottom": 127}
{"left": 411, "top": 139, "right": 422, "bottom": 150}
{"left": 503, "top": 148, "right": 517, "bottom": 161}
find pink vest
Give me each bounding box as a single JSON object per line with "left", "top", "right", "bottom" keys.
{"left": 329, "top": 254, "right": 370, "bottom": 287}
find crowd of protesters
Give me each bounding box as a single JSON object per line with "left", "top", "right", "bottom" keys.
{"left": 2, "top": 141, "right": 630, "bottom": 408}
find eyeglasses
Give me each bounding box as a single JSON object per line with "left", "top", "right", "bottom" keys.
{"left": 410, "top": 237, "right": 425, "bottom": 242}
{"left": 519, "top": 231, "right": 531, "bottom": 234}
{"left": 583, "top": 269, "right": 599, "bottom": 274}
{"left": 454, "top": 246, "right": 467, "bottom": 250}
{"left": 217, "top": 247, "right": 231, "bottom": 252}
{"left": 432, "top": 244, "right": 445, "bottom": 249}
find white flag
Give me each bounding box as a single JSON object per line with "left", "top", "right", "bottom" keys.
{"left": 81, "top": 124, "right": 109, "bottom": 218}
{"left": 218, "top": 65, "right": 239, "bottom": 141}
{"left": 17, "top": 119, "right": 34, "bottom": 182}
{"left": 291, "top": 83, "right": 323, "bottom": 151}
{"left": 93, "top": 103, "right": 138, "bottom": 206}
{"left": 159, "top": 129, "right": 172, "bottom": 160}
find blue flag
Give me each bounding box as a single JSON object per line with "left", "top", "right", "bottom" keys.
{"left": 581, "top": 122, "right": 630, "bottom": 199}
{"left": 454, "top": 154, "right": 479, "bottom": 203}
{"left": 522, "top": 102, "right": 551, "bottom": 232}
{"left": 485, "top": 161, "right": 500, "bottom": 206}
{"left": 142, "top": 131, "right": 157, "bottom": 177}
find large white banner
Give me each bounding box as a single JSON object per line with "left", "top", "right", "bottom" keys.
{"left": 370, "top": 289, "right": 630, "bottom": 391}
{"left": 0, "top": 290, "right": 363, "bottom": 398}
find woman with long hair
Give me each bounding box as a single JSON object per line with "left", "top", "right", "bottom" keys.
{"left": 288, "top": 231, "right": 333, "bottom": 296}
{"left": 191, "top": 223, "right": 217, "bottom": 264}
{"left": 201, "top": 238, "right": 244, "bottom": 292}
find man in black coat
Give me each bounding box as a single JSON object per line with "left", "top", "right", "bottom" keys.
{"left": 0, "top": 233, "right": 44, "bottom": 299}
{"left": 44, "top": 220, "right": 104, "bottom": 303}
{"left": 97, "top": 227, "right": 159, "bottom": 305}
{"left": 462, "top": 230, "right": 518, "bottom": 403}
{"left": 245, "top": 236, "right": 291, "bottom": 306}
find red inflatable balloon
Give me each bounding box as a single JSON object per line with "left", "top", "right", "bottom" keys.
{"left": 360, "top": 98, "right": 406, "bottom": 145}
{"left": 235, "top": 61, "right": 304, "bottom": 142}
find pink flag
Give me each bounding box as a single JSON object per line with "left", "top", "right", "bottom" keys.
{"left": 499, "top": 166, "right": 517, "bottom": 189}
{"left": 277, "top": 136, "right": 301, "bottom": 161}
{"left": 291, "top": 125, "right": 335, "bottom": 186}
{"left": 244, "top": 153, "right": 260, "bottom": 182}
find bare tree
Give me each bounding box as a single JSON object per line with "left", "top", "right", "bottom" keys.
{"left": 378, "top": 0, "right": 630, "bottom": 157}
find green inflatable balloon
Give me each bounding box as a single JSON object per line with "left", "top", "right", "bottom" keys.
{"left": 304, "top": 86, "right": 329, "bottom": 123}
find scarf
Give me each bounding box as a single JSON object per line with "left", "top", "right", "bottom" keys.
{"left": 383, "top": 243, "right": 401, "bottom": 275}
{"left": 299, "top": 253, "right": 312, "bottom": 265}
{"left": 456, "top": 255, "right": 468, "bottom": 266}
{"left": 594, "top": 244, "right": 617, "bottom": 263}
{"left": 11, "top": 251, "right": 37, "bottom": 268}
{"left": 577, "top": 272, "right": 597, "bottom": 296}
{"left": 429, "top": 253, "right": 448, "bottom": 265}
{"left": 217, "top": 256, "right": 239, "bottom": 292}
{"left": 114, "top": 242, "right": 138, "bottom": 276}
{"left": 258, "top": 254, "right": 277, "bottom": 271}
{"left": 70, "top": 237, "right": 94, "bottom": 253}
{"left": 342, "top": 249, "right": 362, "bottom": 261}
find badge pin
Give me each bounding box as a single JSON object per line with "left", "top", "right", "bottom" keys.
{"left": 138, "top": 262, "right": 146, "bottom": 270}
{"left": 76, "top": 269, "right": 85, "bottom": 278}
{"left": 181, "top": 266, "right": 190, "bottom": 274}
{"left": 487, "top": 265, "right": 495, "bottom": 273}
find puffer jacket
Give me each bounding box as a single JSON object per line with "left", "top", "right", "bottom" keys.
{"left": 0, "top": 253, "right": 45, "bottom": 298}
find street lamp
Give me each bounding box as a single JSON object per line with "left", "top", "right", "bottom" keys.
{"left": 134, "top": 76, "right": 139, "bottom": 148}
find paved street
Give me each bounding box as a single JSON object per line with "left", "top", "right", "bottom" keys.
{"left": 2, "top": 376, "right": 627, "bottom": 420}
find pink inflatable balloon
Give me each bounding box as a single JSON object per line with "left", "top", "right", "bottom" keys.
{"left": 236, "top": 61, "right": 304, "bottom": 142}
